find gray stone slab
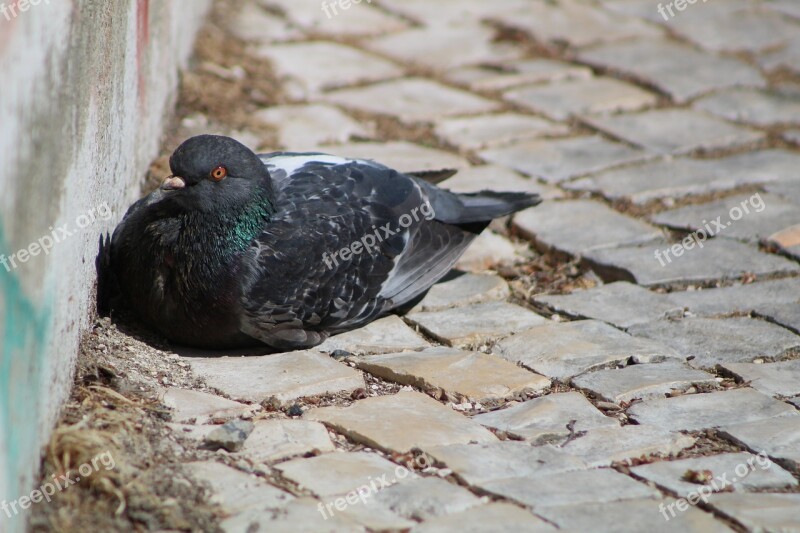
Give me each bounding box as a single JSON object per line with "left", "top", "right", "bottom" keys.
{"left": 493, "top": 319, "right": 682, "bottom": 380}
{"left": 373, "top": 476, "right": 484, "bottom": 521}
{"left": 629, "top": 317, "right": 800, "bottom": 368}
{"left": 356, "top": 347, "right": 550, "bottom": 403}
{"left": 579, "top": 38, "right": 765, "bottom": 103}
{"left": 650, "top": 193, "right": 799, "bottom": 243}
{"left": 235, "top": 419, "right": 335, "bottom": 463}
{"left": 766, "top": 179, "right": 800, "bottom": 205}
{"left": 720, "top": 416, "right": 800, "bottom": 473}
{"left": 440, "top": 165, "right": 563, "bottom": 200}
{"left": 406, "top": 301, "right": 547, "bottom": 348}
{"left": 694, "top": 87, "right": 800, "bottom": 127}
{"left": 505, "top": 77, "right": 657, "bottom": 121}
{"left": 583, "top": 109, "right": 764, "bottom": 155}
{"left": 480, "top": 135, "right": 651, "bottom": 183}
{"left": 584, "top": 238, "right": 800, "bottom": 287}
{"left": 665, "top": 278, "right": 800, "bottom": 317}
{"left": 253, "top": 104, "right": 371, "bottom": 150}
{"left": 472, "top": 391, "right": 619, "bottom": 444}
{"left": 315, "top": 315, "right": 431, "bottom": 355}
{"left": 275, "top": 451, "right": 407, "bottom": 497}
{"left": 721, "top": 361, "right": 800, "bottom": 398}
{"left": 222, "top": 497, "right": 363, "bottom": 533}
{"left": 336, "top": 497, "right": 416, "bottom": 532}
{"left": 489, "top": 0, "right": 661, "bottom": 48}
{"left": 537, "top": 498, "right": 735, "bottom": 533}
{"left": 709, "top": 493, "right": 800, "bottom": 532}
{"left": 185, "top": 350, "right": 364, "bottom": 404}
{"left": 411, "top": 502, "right": 556, "bottom": 533}
{"left": 260, "top": 0, "right": 407, "bottom": 36}
{"left": 185, "top": 461, "right": 292, "bottom": 514}
{"left": 254, "top": 41, "right": 402, "bottom": 98}
{"left": 409, "top": 273, "right": 510, "bottom": 313}
{"left": 513, "top": 200, "right": 662, "bottom": 256}
{"left": 324, "top": 78, "right": 499, "bottom": 123}
{"left": 482, "top": 468, "right": 661, "bottom": 510}
{"left": 631, "top": 452, "right": 797, "bottom": 500}
{"left": 535, "top": 281, "right": 680, "bottom": 329}
{"left": 304, "top": 390, "right": 497, "bottom": 453}
{"left": 627, "top": 388, "right": 799, "bottom": 432}
{"left": 320, "top": 141, "right": 470, "bottom": 173}
{"left": 228, "top": 2, "right": 303, "bottom": 43}
{"left": 434, "top": 113, "right": 568, "bottom": 151}
{"left": 572, "top": 362, "right": 718, "bottom": 403}
{"left": 367, "top": 23, "right": 522, "bottom": 71}
{"left": 444, "top": 59, "right": 592, "bottom": 92}
{"left": 755, "top": 301, "right": 800, "bottom": 334}
{"left": 376, "top": 0, "right": 530, "bottom": 28}
{"left": 566, "top": 150, "right": 800, "bottom": 204}
{"left": 560, "top": 424, "right": 697, "bottom": 468}
{"left": 159, "top": 387, "right": 256, "bottom": 424}
{"left": 424, "top": 441, "right": 588, "bottom": 485}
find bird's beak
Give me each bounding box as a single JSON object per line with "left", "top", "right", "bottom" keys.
{"left": 161, "top": 175, "right": 186, "bottom": 191}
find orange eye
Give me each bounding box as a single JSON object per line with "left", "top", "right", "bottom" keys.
{"left": 210, "top": 166, "right": 227, "bottom": 181}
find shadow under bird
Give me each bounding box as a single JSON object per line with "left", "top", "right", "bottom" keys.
{"left": 107, "top": 135, "right": 540, "bottom": 350}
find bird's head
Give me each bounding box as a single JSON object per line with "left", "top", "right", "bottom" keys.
{"left": 160, "top": 135, "right": 272, "bottom": 209}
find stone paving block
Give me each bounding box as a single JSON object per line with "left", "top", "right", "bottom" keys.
{"left": 505, "top": 77, "right": 657, "bottom": 121}
{"left": 472, "top": 392, "right": 618, "bottom": 444}
{"left": 367, "top": 23, "right": 522, "bottom": 71}
{"left": 560, "top": 424, "right": 696, "bottom": 468}
{"left": 631, "top": 452, "right": 797, "bottom": 500}
{"left": 493, "top": 319, "right": 682, "bottom": 380}
{"left": 411, "top": 502, "right": 556, "bottom": 533}
{"left": 600, "top": 0, "right": 751, "bottom": 22}
{"left": 336, "top": 498, "right": 416, "bottom": 532}
{"left": 409, "top": 273, "right": 510, "bottom": 313}
{"left": 253, "top": 104, "right": 371, "bottom": 149}
{"left": 480, "top": 135, "right": 651, "bottom": 183}
{"left": 440, "top": 165, "right": 563, "bottom": 200}
{"left": 482, "top": 468, "right": 661, "bottom": 510}
{"left": 455, "top": 230, "right": 527, "bottom": 271}
{"left": 572, "top": 362, "right": 718, "bottom": 403}
{"left": 320, "top": 141, "right": 470, "bottom": 173}
{"left": 720, "top": 361, "right": 800, "bottom": 398}
{"left": 222, "top": 497, "right": 363, "bottom": 533}
{"left": 373, "top": 476, "right": 484, "bottom": 521}
{"left": 768, "top": 224, "right": 800, "bottom": 262}
{"left": 259, "top": 0, "right": 407, "bottom": 36}
{"left": 768, "top": 0, "right": 800, "bottom": 19}
{"left": 489, "top": 0, "right": 661, "bottom": 48}
{"left": 378, "top": 0, "right": 530, "bottom": 28}
{"left": 584, "top": 238, "right": 800, "bottom": 287}
{"left": 694, "top": 87, "right": 800, "bottom": 127}
{"left": 579, "top": 38, "right": 765, "bottom": 103}
{"left": 720, "top": 417, "right": 800, "bottom": 473}
{"left": 755, "top": 301, "right": 800, "bottom": 334}
{"left": 254, "top": 41, "right": 402, "bottom": 98}
{"left": 167, "top": 423, "right": 217, "bottom": 442}
{"left": 304, "top": 390, "right": 497, "bottom": 453}
{"left": 535, "top": 281, "right": 680, "bottom": 329}
{"left": 513, "top": 199, "right": 662, "bottom": 256}
{"left": 185, "top": 461, "right": 292, "bottom": 514}
{"left": 406, "top": 301, "right": 547, "bottom": 347}
{"left": 275, "top": 451, "right": 407, "bottom": 497}
{"left": 757, "top": 34, "right": 800, "bottom": 73}
{"left": 434, "top": 113, "right": 568, "bottom": 151}
{"left": 424, "top": 441, "right": 588, "bottom": 485}
{"left": 627, "top": 388, "right": 799, "bottom": 432}
{"left": 160, "top": 387, "right": 256, "bottom": 424}
{"left": 537, "top": 498, "right": 734, "bottom": 533}
{"left": 356, "top": 347, "right": 550, "bottom": 403}
{"left": 185, "top": 350, "right": 364, "bottom": 404}
{"left": 766, "top": 179, "right": 800, "bottom": 205}
{"left": 229, "top": 2, "right": 303, "bottom": 43}
{"left": 566, "top": 149, "right": 800, "bottom": 204}
{"left": 629, "top": 317, "right": 800, "bottom": 368}
{"left": 664, "top": 278, "right": 800, "bottom": 317}
{"left": 235, "top": 419, "right": 334, "bottom": 463}
{"left": 709, "top": 493, "right": 800, "bottom": 532}
{"left": 444, "top": 59, "right": 592, "bottom": 92}
{"left": 324, "top": 78, "right": 499, "bottom": 123}
{"left": 650, "top": 193, "right": 799, "bottom": 243}
{"left": 315, "top": 315, "right": 431, "bottom": 355}
{"left": 584, "top": 109, "right": 764, "bottom": 155}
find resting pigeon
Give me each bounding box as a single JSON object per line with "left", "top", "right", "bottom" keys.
{"left": 109, "top": 135, "right": 540, "bottom": 350}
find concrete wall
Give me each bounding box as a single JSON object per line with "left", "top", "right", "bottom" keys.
{"left": 0, "top": 1, "right": 211, "bottom": 529}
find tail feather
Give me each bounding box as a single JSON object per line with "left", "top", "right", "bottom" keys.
{"left": 453, "top": 191, "right": 541, "bottom": 223}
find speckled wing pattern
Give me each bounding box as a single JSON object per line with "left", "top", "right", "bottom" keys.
{"left": 238, "top": 153, "right": 476, "bottom": 350}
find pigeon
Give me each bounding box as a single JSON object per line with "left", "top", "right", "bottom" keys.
{"left": 108, "top": 135, "right": 540, "bottom": 350}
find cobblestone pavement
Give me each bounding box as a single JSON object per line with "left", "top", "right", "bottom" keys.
{"left": 165, "top": 1, "right": 800, "bottom": 531}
